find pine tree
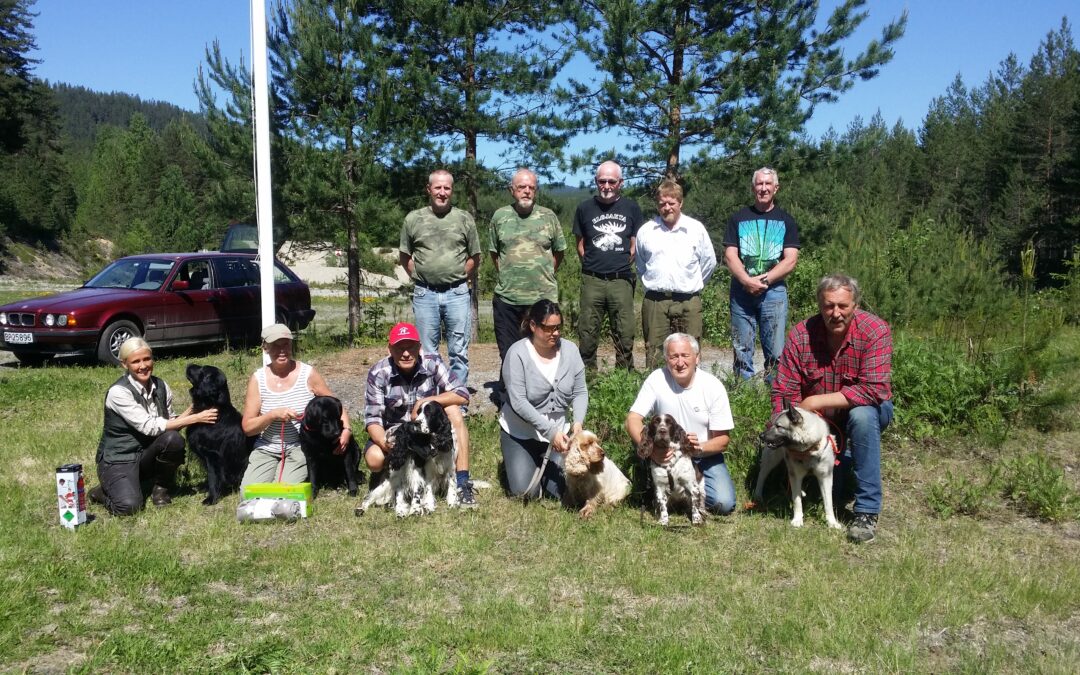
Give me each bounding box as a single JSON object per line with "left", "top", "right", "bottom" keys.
{"left": 572, "top": 0, "right": 906, "bottom": 180}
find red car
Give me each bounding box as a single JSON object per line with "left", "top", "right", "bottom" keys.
{"left": 0, "top": 252, "right": 315, "bottom": 365}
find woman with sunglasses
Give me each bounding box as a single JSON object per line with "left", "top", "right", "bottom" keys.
{"left": 499, "top": 299, "right": 588, "bottom": 499}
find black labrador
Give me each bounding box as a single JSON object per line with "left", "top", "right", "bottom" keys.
{"left": 299, "top": 395, "right": 361, "bottom": 498}
{"left": 185, "top": 364, "right": 252, "bottom": 505}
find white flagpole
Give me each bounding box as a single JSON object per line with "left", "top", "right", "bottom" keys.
{"left": 250, "top": 0, "right": 276, "bottom": 343}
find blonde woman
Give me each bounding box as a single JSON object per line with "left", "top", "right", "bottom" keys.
{"left": 90, "top": 338, "right": 218, "bottom": 515}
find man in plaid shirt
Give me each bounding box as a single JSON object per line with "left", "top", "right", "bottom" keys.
{"left": 363, "top": 322, "right": 477, "bottom": 507}
{"left": 772, "top": 274, "right": 893, "bottom": 543}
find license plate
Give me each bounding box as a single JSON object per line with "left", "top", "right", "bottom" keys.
{"left": 3, "top": 332, "right": 33, "bottom": 344}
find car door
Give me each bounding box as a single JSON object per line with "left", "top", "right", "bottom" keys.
{"left": 162, "top": 259, "right": 224, "bottom": 341}
{"left": 212, "top": 256, "right": 261, "bottom": 342}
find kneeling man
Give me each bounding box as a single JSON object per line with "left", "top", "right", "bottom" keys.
{"left": 364, "top": 322, "right": 477, "bottom": 507}
{"left": 626, "top": 333, "right": 736, "bottom": 515}
{"left": 772, "top": 273, "right": 893, "bottom": 543}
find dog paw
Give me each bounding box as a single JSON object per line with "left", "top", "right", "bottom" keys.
{"left": 826, "top": 519, "right": 843, "bottom": 530}
{"left": 354, "top": 505, "right": 366, "bottom": 517}
{"left": 692, "top": 512, "right": 704, "bottom": 525}
{"left": 579, "top": 504, "right": 595, "bottom": 519}
{"left": 659, "top": 515, "right": 670, "bottom": 526}
{"left": 202, "top": 495, "right": 218, "bottom": 506}
{"left": 790, "top": 517, "right": 804, "bottom": 528}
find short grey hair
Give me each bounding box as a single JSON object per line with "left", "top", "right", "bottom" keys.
{"left": 752, "top": 167, "right": 779, "bottom": 186}
{"left": 596, "top": 160, "right": 623, "bottom": 180}
{"left": 663, "top": 332, "right": 700, "bottom": 357}
{"left": 428, "top": 169, "right": 454, "bottom": 186}
{"left": 510, "top": 168, "right": 537, "bottom": 188}
{"left": 118, "top": 337, "right": 152, "bottom": 364}
{"left": 816, "top": 273, "right": 862, "bottom": 305}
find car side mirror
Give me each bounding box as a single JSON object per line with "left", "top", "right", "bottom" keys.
{"left": 171, "top": 280, "right": 190, "bottom": 291}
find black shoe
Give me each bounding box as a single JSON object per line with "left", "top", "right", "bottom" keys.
{"left": 847, "top": 512, "right": 878, "bottom": 543}
{"left": 150, "top": 485, "right": 172, "bottom": 507}
{"left": 457, "top": 481, "right": 478, "bottom": 508}
{"left": 88, "top": 485, "right": 106, "bottom": 505}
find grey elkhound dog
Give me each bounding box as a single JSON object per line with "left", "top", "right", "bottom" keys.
{"left": 755, "top": 405, "right": 842, "bottom": 529}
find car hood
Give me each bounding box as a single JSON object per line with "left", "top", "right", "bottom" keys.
{"left": 0, "top": 287, "right": 151, "bottom": 313}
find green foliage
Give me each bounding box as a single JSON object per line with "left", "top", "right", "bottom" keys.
{"left": 997, "top": 453, "right": 1079, "bottom": 522}
{"left": 892, "top": 334, "right": 1015, "bottom": 441}
{"left": 584, "top": 367, "right": 646, "bottom": 468}
{"left": 721, "top": 374, "right": 773, "bottom": 478}
{"left": 927, "top": 470, "right": 990, "bottom": 519}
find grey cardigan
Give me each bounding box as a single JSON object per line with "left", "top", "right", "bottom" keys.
{"left": 501, "top": 337, "right": 588, "bottom": 442}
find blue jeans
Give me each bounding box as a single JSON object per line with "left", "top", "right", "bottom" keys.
{"left": 697, "top": 452, "right": 736, "bottom": 515}
{"left": 500, "top": 429, "right": 565, "bottom": 499}
{"left": 730, "top": 283, "right": 788, "bottom": 382}
{"left": 412, "top": 282, "right": 471, "bottom": 387}
{"left": 835, "top": 401, "right": 894, "bottom": 515}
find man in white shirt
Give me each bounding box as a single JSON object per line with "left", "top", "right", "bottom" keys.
{"left": 626, "top": 333, "right": 736, "bottom": 515}
{"left": 636, "top": 179, "right": 717, "bottom": 369}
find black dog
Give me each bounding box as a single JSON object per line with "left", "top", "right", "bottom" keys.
{"left": 299, "top": 396, "right": 361, "bottom": 498}
{"left": 185, "top": 364, "right": 251, "bottom": 505}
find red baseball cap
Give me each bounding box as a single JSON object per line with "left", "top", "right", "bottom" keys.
{"left": 388, "top": 322, "right": 421, "bottom": 345}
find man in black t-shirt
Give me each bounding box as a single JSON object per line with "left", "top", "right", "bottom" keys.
{"left": 573, "top": 161, "right": 644, "bottom": 370}
{"left": 722, "top": 167, "right": 800, "bottom": 382}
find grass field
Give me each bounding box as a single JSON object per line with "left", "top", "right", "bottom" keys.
{"left": 2, "top": 310, "right": 1079, "bottom": 672}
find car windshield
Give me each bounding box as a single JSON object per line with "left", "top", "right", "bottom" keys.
{"left": 85, "top": 259, "right": 176, "bottom": 291}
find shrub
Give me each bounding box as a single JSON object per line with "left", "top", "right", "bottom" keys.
{"left": 996, "top": 453, "right": 1078, "bottom": 522}
{"left": 927, "top": 470, "right": 990, "bottom": 518}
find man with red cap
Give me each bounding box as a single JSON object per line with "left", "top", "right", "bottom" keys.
{"left": 362, "top": 322, "right": 476, "bottom": 507}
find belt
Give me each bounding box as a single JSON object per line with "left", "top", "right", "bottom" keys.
{"left": 645, "top": 290, "right": 698, "bottom": 302}
{"left": 418, "top": 279, "right": 466, "bottom": 293}
{"left": 582, "top": 269, "right": 634, "bottom": 282}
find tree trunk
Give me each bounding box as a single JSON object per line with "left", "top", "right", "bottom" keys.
{"left": 464, "top": 36, "right": 480, "bottom": 343}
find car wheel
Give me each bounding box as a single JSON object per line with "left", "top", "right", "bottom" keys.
{"left": 97, "top": 320, "right": 141, "bottom": 365}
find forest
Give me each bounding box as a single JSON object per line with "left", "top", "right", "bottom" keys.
{"left": 0, "top": 2, "right": 1077, "bottom": 330}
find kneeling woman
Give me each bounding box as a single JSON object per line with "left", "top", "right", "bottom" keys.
{"left": 92, "top": 338, "right": 218, "bottom": 516}
{"left": 241, "top": 324, "right": 350, "bottom": 486}
{"left": 500, "top": 300, "right": 588, "bottom": 499}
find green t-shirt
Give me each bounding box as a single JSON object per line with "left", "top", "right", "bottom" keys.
{"left": 488, "top": 204, "right": 567, "bottom": 305}
{"left": 399, "top": 206, "right": 480, "bottom": 287}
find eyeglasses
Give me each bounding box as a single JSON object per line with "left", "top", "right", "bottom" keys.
{"left": 536, "top": 322, "right": 562, "bottom": 334}
{"left": 596, "top": 178, "right": 620, "bottom": 186}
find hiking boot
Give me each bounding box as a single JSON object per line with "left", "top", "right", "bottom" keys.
{"left": 457, "top": 481, "right": 478, "bottom": 508}
{"left": 150, "top": 484, "right": 173, "bottom": 507}
{"left": 88, "top": 485, "right": 106, "bottom": 505}
{"left": 847, "top": 512, "right": 878, "bottom": 543}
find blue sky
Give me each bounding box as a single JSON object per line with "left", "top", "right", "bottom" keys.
{"left": 28, "top": 1, "right": 1076, "bottom": 183}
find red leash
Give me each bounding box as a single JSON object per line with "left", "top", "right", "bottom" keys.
{"left": 814, "top": 410, "right": 845, "bottom": 466}
{"left": 275, "top": 413, "right": 306, "bottom": 482}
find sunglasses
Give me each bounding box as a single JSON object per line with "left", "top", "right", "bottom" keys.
{"left": 596, "top": 178, "right": 621, "bottom": 186}
{"left": 536, "top": 322, "right": 562, "bottom": 334}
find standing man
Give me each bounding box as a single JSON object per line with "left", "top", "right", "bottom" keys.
{"left": 772, "top": 274, "right": 893, "bottom": 543}
{"left": 573, "top": 160, "right": 644, "bottom": 370}
{"left": 399, "top": 170, "right": 481, "bottom": 390}
{"left": 489, "top": 168, "right": 567, "bottom": 362}
{"left": 626, "top": 333, "right": 736, "bottom": 515}
{"left": 636, "top": 179, "right": 717, "bottom": 370}
{"left": 723, "top": 167, "right": 800, "bottom": 382}
{"left": 364, "top": 322, "right": 477, "bottom": 507}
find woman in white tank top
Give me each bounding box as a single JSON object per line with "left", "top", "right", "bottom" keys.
{"left": 240, "top": 324, "right": 351, "bottom": 486}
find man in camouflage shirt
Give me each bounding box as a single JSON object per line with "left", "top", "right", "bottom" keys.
{"left": 399, "top": 169, "right": 481, "bottom": 389}
{"left": 488, "top": 168, "right": 567, "bottom": 361}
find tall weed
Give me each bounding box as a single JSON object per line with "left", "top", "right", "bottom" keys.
{"left": 997, "top": 453, "right": 1079, "bottom": 522}
{"left": 585, "top": 368, "right": 647, "bottom": 468}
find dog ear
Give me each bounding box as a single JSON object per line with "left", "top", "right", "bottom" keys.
{"left": 786, "top": 406, "right": 804, "bottom": 425}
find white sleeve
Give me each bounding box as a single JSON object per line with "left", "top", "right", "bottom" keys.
{"left": 629, "top": 373, "right": 659, "bottom": 418}
{"left": 706, "top": 378, "right": 734, "bottom": 432}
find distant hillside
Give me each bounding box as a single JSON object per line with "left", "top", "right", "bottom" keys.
{"left": 48, "top": 82, "right": 207, "bottom": 150}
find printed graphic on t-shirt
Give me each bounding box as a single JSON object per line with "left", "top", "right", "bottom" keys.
{"left": 738, "top": 219, "right": 787, "bottom": 276}
{"left": 591, "top": 213, "right": 629, "bottom": 252}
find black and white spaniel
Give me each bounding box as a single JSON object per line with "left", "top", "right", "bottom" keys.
{"left": 356, "top": 401, "right": 457, "bottom": 517}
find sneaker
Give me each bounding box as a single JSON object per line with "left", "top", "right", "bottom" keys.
{"left": 150, "top": 485, "right": 173, "bottom": 507}
{"left": 847, "top": 512, "right": 878, "bottom": 543}
{"left": 88, "top": 485, "right": 106, "bottom": 505}
{"left": 457, "top": 481, "right": 478, "bottom": 508}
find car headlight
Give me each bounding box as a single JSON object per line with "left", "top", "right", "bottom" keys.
{"left": 57, "top": 314, "right": 69, "bottom": 326}
{"left": 0, "top": 312, "right": 6, "bottom": 325}
{"left": 44, "top": 314, "right": 55, "bottom": 327}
